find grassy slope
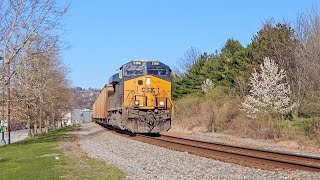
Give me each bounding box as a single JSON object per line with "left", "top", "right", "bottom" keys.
{"left": 173, "top": 87, "right": 320, "bottom": 145}
{"left": 0, "top": 126, "right": 124, "bottom": 180}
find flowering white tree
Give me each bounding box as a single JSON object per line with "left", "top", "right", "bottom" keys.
{"left": 242, "top": 57, "right": 292, "bottom": 118}
{"left": 201, "top": 79, "right": 214, "bottom": 93}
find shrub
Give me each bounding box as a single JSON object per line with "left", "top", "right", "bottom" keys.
{"left": 173, "top": 86, "right": 240, "bottom": 132}
{"left": 241, "top": 57, "right": 293, "bottom": 118}
{"left": 201, "top": 79, "right": 214, "bottom": 93}
{"left": 304, "top": 117, "right": 320, "bottom": 139}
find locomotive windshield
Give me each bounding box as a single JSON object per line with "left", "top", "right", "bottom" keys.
{"left": 146, "top": 62, "right": 169, "bottom": 78}
{"left": 122, "top": 61, "right": 170, "bottom": 80}
{"left": 124, "top": 65, "right": 145, "bottom": 76}
{"left": 147, "top": 69, "right": 167, "bottom": 76}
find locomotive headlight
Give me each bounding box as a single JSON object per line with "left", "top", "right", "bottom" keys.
{"left": 134, "top": 100, "right": 140, "bottom": 106}
{"left": 159, "top": 101, "right": 165, "bottom": 106}
{"left": 132, "top": 61, "right": 142, "bottom": 65}
{"left": 146, "top": 77, "right": 151, "bottom": 85}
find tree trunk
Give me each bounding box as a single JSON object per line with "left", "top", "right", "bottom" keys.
{"left": 39, "top": 113, "right": 42, "bottom": 133}
{"left": 27, "top": 115, "right": 32, "bottom": 137}
{"left": 52, "top": 114, "right": 55, "bottom": 129}
{"left": 34, "top": 123, "right": 37, "bottom": 135}
{"left": 292, "top": 107, "right": 299, "bottom": 119}
{"left": 57, "top": 120, "right": 61, "bottom": 129}
{"left": 292, "top": 77, "right": 302, "bottom": 119}
{"left": 39, "top": 97, "right": 43, "bottom": 133}
{"left": 45, "top": 117, "right": 49, "bottom": 133}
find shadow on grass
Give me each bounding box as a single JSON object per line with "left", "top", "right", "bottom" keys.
{"left": 0, "top": 157, "right": 10, "bottom": 162}
{"left": 12, "top": 125, "right": 79, "bottom": 146}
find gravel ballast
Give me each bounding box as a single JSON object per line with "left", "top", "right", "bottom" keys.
{"left": 79, "top": 123, "right": 320, "bottom": 180}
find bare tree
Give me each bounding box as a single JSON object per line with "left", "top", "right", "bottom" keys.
{"left": 1, "top": 0, "right": 68, "bottom": 80}
{"left": 176, "top": 46, "right": 201, "bottom": 73}
{"left": 12, "top": 44, "right": 72, "bottom": 136}
{"left": 293, "top": 6, "right": 320, "bottom": 116}
{"left": 259, "top": 10, "right": 320, "bottom": 118}
{"left": 0, "top": 0, "right": 69, "bottom": 141}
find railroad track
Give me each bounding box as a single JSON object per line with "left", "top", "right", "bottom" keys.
{"left": 98, "top": 123, "right": 320, "bottom": 172}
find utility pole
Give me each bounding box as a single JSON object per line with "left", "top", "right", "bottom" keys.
{"left": 6, "top": 57, "right": 10, "bottom": 144}
{"left": 1, "top": 55, "right": 10, "bottom": 144}
{"left": 0, "top": 56, "right": 5, "bottom": 145}
{"left": 0, "top": 56, "right": 3, "bottom": 121}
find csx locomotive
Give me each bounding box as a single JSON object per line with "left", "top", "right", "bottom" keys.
{"left": 92, "top": 60, "right": 173, "bottom": 133}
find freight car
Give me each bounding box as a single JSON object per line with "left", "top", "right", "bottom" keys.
{"left": 92, "top": 60, "right": 173, "bottom": 133}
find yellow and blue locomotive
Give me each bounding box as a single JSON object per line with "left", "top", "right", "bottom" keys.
{"left": 92, "top": 60, "right": 173, "bottom": 133}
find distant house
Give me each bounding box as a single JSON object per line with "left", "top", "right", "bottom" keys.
{"left": 63, "top": 112, "right": 72, "bottom": 125}
{"left": 64, "top": 108, "right": 92, "bottom": 125}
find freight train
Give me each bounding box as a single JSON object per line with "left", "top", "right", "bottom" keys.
{"left": 92, "top": 60, "right": 173, "bottom": 133}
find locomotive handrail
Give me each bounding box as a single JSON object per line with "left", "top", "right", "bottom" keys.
{"left": 125, "top": 90, "right": 135, "bottom": 106}
{"left": 163, "top": 90, "right": 174, "bottom": 117}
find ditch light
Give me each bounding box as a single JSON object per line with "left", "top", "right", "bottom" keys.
{"left": 146, "top": 77, "right": 151, "bottom": 85}
{"left": 159, "top": 101, "right": 165, "bottom": 106}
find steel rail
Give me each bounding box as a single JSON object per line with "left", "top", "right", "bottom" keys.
{"left": 159, "top": 134, "right": 320, "bottom": 165}
{"left": 149, "top": 134, "right": 320, "bottom": 172}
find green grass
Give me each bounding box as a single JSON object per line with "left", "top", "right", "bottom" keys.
{"left": 277, "top": 119, "right": 307, "bottom": 130}
{"left": 277, "top": 118, "right": 320, "bottom": 139}
{"left": 0, "top": 126, "right": 124, "bottom": 180}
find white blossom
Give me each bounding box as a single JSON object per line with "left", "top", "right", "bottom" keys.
{"left": 242, "top": 57, "right": 292, "bottom": 118}
{"left": 201, "top": 79, "right": 214, "bottom": 93}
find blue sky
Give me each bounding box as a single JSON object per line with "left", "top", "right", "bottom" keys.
{"left": 62, "top": 0, "right": 319, "bottom": 89}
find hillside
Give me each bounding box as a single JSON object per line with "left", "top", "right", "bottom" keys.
{"left": 72, "top": 87, "right": 100, "bottom": 109}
